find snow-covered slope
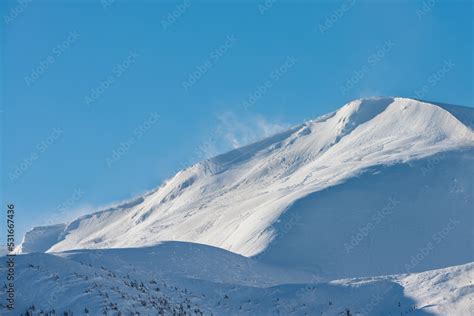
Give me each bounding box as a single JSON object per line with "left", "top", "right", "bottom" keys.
{"left": 59, "top": 241, "right": 316, "bottom": 288}
{"left": 257, "top": 148, "right": 474, "bottom": 278}
{"left": 2, "top": 244, "right": 472, "bottom": 315}
{"left": 17, "top": 224, "right": 66, "bottom": 254}
{"left": 20, "top": 97, "right": 474, "bottom": 278}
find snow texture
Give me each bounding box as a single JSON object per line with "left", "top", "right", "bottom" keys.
{"left": 11, "top": 97, "right": 474, "bottom": 315}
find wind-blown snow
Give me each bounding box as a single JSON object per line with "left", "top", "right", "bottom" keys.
{"left": 11, "top": 96, "right": 474, "bottom": 315}
{"left": 20, "top": 97, "right": 474, "bottom": 277}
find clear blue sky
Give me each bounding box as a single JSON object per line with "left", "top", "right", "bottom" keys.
{"left": 1, "top": 0, "right": 473, "bottom": 239}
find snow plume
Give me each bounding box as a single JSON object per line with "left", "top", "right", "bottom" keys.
{"left": 215, "top": 111, "right": 289, "bottom": 150}
{"left": 174, "top": 111, "right": 290, "bottom": 173}
{"left": 184, "top": 111, "right": 290, "bottom": 165}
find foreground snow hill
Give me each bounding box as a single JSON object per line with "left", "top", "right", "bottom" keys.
{"left": 19, "top": 97, "right": 474, "bottom": 279}
{"left": 2, "top": 243, "right": 473, "bottom": 315}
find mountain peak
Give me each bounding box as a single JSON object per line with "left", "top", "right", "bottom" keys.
{"left": 20, "top": 98, "right": 474, "bottom": 279}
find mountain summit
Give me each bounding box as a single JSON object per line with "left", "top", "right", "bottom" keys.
{"left": 20, "top": 97, "right": 474, "bottom": 278}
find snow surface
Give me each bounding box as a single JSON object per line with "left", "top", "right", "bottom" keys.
{"left": 12, "top": 97, "right": 474, "bottom": 314}
{"left": 1, "top": 243, "right": 472, "bottom": 315}
{"left": 256, "top": 148, "right": 474, "bottom": 278}
{"left": 17, "top": 224, "right": 66, "bottom": 254}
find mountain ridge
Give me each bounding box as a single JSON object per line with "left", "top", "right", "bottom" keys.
{"left": 18, "top": 97, "right": 474, "bottom": 278}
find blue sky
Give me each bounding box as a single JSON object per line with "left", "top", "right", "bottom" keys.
{"left": 1, "top": 0, "right": 473, "bottom": 238}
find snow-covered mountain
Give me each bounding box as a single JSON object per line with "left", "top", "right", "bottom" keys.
{"left": 7, "top": 97, "right": 474, "bottom": 315}
{"left": 19, "top": 97, "right": 474, "bottom": 279}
